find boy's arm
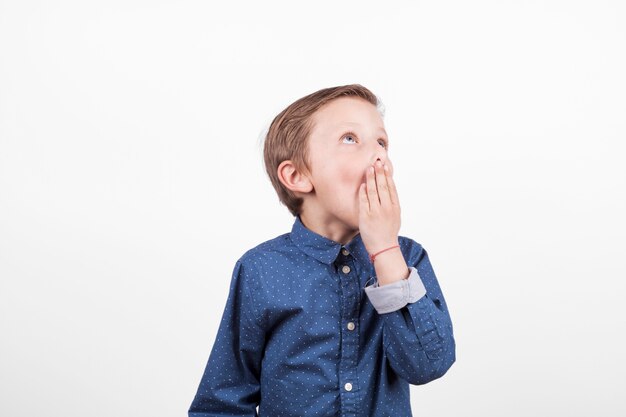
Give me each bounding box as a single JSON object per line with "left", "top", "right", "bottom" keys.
{"left": 189, "top": 259, "right": 265, "bottom": 417}
{"left": 364, "top": 242, "right": 456, "bottom": 385}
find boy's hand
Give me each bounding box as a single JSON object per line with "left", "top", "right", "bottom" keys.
{"left": 358, "top": 160, "right": 401, "bottom": 256}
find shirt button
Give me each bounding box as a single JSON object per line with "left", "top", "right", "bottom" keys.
{"left": 342, "top": 265, "right": 351, "bottom": 274}
{"left": 344, "top": 382, "right": 353, "bottom": 391}
{"left": 342, "top": 248, "right": 350, "bottom": 256}
{"left": 347, "top": 322, "right": 355, "bottom": 331}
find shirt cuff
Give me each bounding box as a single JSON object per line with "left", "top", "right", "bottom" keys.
{"left": 363, "top": 266, "right": 427, "bottom": 314}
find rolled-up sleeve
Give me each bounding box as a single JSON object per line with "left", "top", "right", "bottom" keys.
{"left": 364, "top": 266, "right": 426, "bottom": 314}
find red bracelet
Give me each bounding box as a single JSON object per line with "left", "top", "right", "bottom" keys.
{"left": 369, "top": 244, "right": 400, "bottom": 263}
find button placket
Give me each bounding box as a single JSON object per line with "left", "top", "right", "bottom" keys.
{"left": 337, "top": 255, "right": 359, "bottom": 414}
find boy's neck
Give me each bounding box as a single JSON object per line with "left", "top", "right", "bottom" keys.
{"left": 299, "top": 212, "right": 360, "bottom": 246}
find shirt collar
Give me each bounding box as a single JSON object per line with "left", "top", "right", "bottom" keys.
{"left": 289, "top": 214, "right": 371, "bottom": 267}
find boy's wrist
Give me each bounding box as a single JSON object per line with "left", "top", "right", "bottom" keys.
{"left": 371, "top": 246, "right": 410, "bottom": 286}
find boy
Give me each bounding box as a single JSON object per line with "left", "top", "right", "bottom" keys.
{"left": 189, "top": 84, "right": 456, "bottom": 416}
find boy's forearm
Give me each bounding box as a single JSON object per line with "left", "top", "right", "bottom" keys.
{"left": 372, "top": 241, "right": 410, "bottom": 286}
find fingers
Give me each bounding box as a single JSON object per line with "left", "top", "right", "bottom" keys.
{"left": 363, "top": 160, "right": 398, "bottom": 211}
{"left": 366, "top": 165, "right": 379, "bottom": 208}
{"left": 374, "top": 160, "right": 392, "bottom": 206}
{"left": 383, "top": 163, "right": 399, "bottom": 206}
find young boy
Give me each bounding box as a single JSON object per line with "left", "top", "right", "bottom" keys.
{"left": 188, "top": 84, "right": 456, "bottom": 416}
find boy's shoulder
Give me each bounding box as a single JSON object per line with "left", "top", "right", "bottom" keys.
{"left": 230, "top": 232, "right": 300, "bottom": 292}
{"left": 237, "top": 231, "right": 294, "bottom": 268}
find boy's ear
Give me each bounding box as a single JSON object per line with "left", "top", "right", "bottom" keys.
{"left": 277, "top": 160, "right": 313, "bottom": 194}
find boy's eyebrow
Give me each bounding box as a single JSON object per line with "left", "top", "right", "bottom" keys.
{"left": 334, "top": 123, "right": 388, "bottom": 136}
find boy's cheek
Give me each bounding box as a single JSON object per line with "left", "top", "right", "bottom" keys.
{"left": 333, "top": 167, "right": 362, "bottom": 192}
{"left": 360, "top": 168, "right": 369, "bottom": 186}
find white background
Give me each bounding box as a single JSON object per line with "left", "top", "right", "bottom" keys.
{"left": 1, "top": 1, "right": 625, "bottom": 416}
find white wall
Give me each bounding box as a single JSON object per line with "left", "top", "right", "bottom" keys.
{"left": 1, "top": 1, "right": 624, "bottom": 416}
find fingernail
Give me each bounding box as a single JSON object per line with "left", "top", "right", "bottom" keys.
{"left": 384, "top": 164, "right": 389, "bottom": 171}
{"left": 369, "top": 166, "right": 374, "bottom": 173}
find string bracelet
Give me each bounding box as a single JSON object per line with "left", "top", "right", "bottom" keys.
{"left": 369, "top": 244, "right": 400, "bottom": 263}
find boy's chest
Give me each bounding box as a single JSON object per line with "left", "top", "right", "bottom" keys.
{"left": 258, "top": 257, "right": 382, "bottom": 379}
{"left": 259, "top": 258, "right": 376, "bottom": 327}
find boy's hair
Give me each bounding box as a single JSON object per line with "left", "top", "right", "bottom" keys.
{"left": 263, "top": 83, "right": 384, "bottom": 217}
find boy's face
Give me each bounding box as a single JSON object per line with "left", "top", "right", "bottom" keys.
{"left": 304, "top": 96, "right": 393, "bottom": 231}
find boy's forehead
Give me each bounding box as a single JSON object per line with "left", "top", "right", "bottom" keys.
{"left": 313, "top": 119, "right": 387, "bottom": 137}
{"left": 312, "top": 100, "right": 386, "bottom": 136}
{"left": 340, "top": 120, "right": 387, "bottom": 133}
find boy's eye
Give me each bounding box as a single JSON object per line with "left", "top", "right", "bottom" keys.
{"left": 342, "top": 132, "right": 388, "bottom": 149}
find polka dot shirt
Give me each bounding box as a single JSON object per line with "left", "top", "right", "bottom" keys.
{"left": 189, "top": 214, "right": 456, "bottom": 416}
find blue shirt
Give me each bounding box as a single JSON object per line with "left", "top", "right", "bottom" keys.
{"left": 189, "top": 214, "right": 456, "bottom": 417}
